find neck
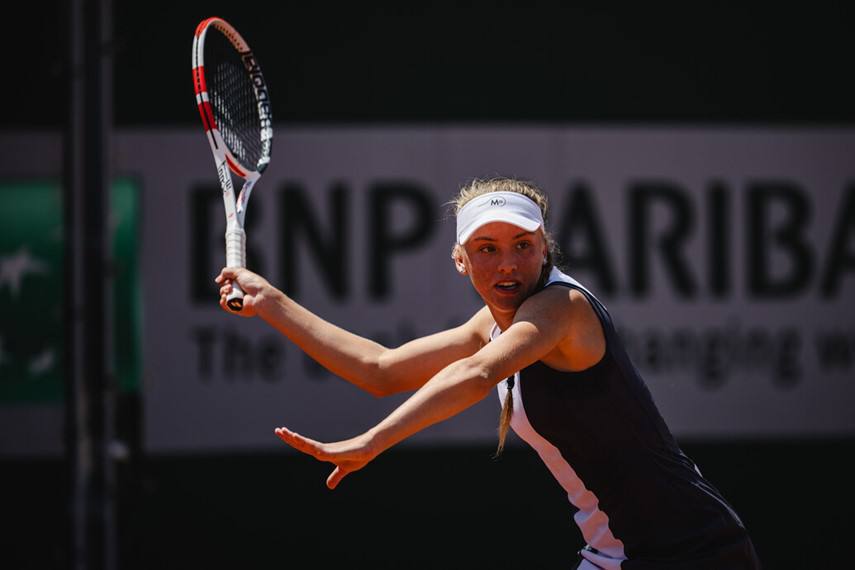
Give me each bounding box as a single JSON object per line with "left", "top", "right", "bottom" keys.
{"left": 489, "top": 265, "right": 553, "bottom": 332}
{"left": 489, "top": 308, "right": 516, "bottom": 332}
{"left": 538, "top": 264, "right": 553, "bottom": 288}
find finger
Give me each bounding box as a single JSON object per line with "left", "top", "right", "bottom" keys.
{"left": 214, "top": 267, "right": 235, "bottom": 283}
{"left": 274, "top": 427, "right": 325, "bottom": 459}
{"left": 274, "top": 427, "right": 315, "bottom": 450}
{"left": 326, "top": 466, "right": 348, "bottom": 490}
{"left": 275, "top": 428, "right": 313, "bottom": 455}
{"left": 220, "top": 283, "right": 232, "bottom": 296}
{"left": 217, "top": 267, "right": 240, "bottom": 282}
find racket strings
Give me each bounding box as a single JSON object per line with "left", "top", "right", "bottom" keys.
{"left": 206, "top": 32, "right": 265, "bottom": 171}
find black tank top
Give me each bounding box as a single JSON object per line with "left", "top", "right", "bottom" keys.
{"left": 492, "top": 268, "right": 759, "bottom": 569}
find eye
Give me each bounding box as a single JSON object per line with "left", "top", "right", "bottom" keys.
{"left": 478, "top": 244, "right": 496, "bottom": 254}
{"left": 516, "top": 241, "right": 531, "bottom": 250}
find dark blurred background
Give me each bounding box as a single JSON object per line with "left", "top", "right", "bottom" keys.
{"left": 13, "top": 3, "right": 855, "bottom": 127}
{"left": 4, "top": 2, "right": 855, "bottom": 569}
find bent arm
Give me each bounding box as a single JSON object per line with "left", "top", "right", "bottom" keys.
{"left": 363, "top": 289, "right": 575, "bottom": 453}
{"left": 275, "top": 321, "right": 558, "bottom": 489}
{"left": 217, "top": 267, "right": 488, "bottom": 396}
{"left": 273, "top": 287, "right": 593, "bottom": 489}
{"left": 258, "top": 289, "right": 488, "bottom": 395}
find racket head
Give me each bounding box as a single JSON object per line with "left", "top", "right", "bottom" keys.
{"left": 192, "top": 17, "right": 273, "bottom": 179}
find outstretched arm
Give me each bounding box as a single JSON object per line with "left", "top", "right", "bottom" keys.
{"left": 215, "top": 267, "right": 490, "bottom": 396}
{"left": 275, "top": 286, "right": 581, "bottom": 489}
{"left": 275, "top": 354, "right": 503, "bottom": 489}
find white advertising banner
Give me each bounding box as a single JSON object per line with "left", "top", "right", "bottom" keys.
{"left": 1, "top": 128, "right": 853, "bottom": 454}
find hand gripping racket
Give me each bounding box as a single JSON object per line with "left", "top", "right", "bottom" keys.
{"left": 192, "top": 17, "right": 273, "bottom": 311}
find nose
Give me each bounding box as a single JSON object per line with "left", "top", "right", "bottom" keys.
{"left": 497, "top": 253, "right": 517, "bottom": 274}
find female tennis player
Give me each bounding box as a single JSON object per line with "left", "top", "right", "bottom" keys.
{"left": 215, "top": 178, "right": 761, "bottom": 569}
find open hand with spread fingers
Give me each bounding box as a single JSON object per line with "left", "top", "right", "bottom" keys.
{"left": 274, "top": 427, "right": 378, "bottom": 490}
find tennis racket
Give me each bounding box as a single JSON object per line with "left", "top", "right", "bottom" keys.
{"left": 192, "top": 16, "right": 273, "bottom": 311}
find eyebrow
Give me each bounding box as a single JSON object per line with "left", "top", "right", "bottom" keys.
{"left": 472, "top": 231, "right": 533, "bottom": 242}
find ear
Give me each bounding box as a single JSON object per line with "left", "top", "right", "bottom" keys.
{"left": 452, "top": 245, "right": 468, "bottom": 275}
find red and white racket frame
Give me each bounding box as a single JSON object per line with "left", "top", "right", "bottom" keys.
{"left": 192, "top": 16, "right": 273, "bottom": 310}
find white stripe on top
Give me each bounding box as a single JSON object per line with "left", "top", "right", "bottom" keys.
{"left": 492, "top": 268, "right": 626, "bottom": 568}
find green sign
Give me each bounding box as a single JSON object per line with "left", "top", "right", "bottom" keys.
{"left": 0, "top": 179, "right": 141, "bottom": 403}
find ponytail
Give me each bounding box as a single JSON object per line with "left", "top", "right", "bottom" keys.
{"left": 494, "top": 376, "right": 515, "bottom": 457}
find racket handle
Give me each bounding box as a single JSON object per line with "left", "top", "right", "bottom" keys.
{"left": 225, "top": 228, "right": 246, "bottom": 311}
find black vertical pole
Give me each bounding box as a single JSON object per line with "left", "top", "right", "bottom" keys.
{"left": 64, "top": 0, "right": 115, "bottom": 569}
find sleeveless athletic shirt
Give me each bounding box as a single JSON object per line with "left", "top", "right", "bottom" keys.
{"left": 492, "top": 268, "right": 758, "bottom": 570}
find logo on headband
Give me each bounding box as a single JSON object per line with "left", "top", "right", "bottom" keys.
{"left": 489, "top": 196, "right": 507, "bottom": 207}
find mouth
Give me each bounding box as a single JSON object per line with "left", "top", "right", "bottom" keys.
{"left": 494, "top": 280, "right": 521, "bottom": 294}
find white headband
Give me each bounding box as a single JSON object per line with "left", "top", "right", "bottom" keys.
{"left": 456, "top": 191, "right": 544, "bottom": 244}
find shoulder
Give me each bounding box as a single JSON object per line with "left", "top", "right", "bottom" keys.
{"left": 517, "top": 285, "right": 603, "bottom": 339}
{"left": 520, "top": 284, "right": 593, "bottom": 319}
{"left": 517, "top": 284, "right": 606, "bottom": 370}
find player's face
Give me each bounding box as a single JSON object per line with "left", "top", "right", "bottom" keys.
{"left": 457, "top": 222, "right": 548, "bottom": 320}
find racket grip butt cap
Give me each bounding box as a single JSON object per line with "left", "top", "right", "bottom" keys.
{"left": 226, "top": 292, "right": 244, "bottom": 311}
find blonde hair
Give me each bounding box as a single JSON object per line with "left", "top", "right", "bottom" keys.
{"left": 450, "top": 177, "right": 560, "bottom": 270}
{"left": 450, "top": 177, "right": 560, "bottom": 456}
